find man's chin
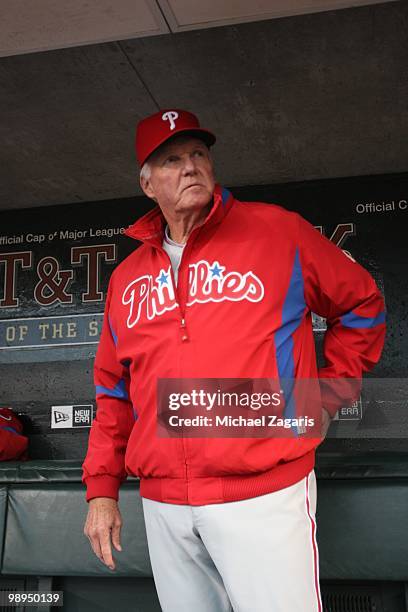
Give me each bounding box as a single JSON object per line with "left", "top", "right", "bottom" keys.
{"left": 179, "top": 189, "right": 213, "bottom": 209}
{"left": 184, "top": 184, "right": 212, "bottom": 195}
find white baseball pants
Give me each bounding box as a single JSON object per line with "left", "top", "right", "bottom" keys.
{"left": 142, "top": 470, "right": 322, "bottom": 612}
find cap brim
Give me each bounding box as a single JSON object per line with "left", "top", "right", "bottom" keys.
{"left": 141, "top": 128, "right": 216, "bottom": 167}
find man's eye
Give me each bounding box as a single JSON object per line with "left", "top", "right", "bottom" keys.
{"left": 193, "top": 150, "right": 204, "bottom": 157}
{"left": 165, "top": 156, "right": 179, "bottom": 163}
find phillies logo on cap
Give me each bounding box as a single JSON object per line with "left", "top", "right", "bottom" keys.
{"left": 135, "top": 108, "right": 216, "bottom": 167}
{"left": 162, "top": 111, "right": 179, "bottom": 131}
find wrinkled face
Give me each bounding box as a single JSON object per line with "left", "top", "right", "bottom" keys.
{"left": 140, "top": 135, "right": 216, "bottom": 218}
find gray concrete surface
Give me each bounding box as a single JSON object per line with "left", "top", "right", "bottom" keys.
{"left": 0, "top": 0, "right": 406, "bottom": 210}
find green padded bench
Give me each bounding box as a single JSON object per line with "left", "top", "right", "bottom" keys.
{"left": 0, "top": 454, "right": 408, "bottom": 611}
{"left": 316, "top": 453, "right": 408, "bottom": 582}
{"left": 0, "top": 454, "right": 408, "bottom": 579}
{"left": 0, "top": 462, "right": 160, "bottom": 612}
{"left": 0, "top": 462, "right": 150, "bottom": 577}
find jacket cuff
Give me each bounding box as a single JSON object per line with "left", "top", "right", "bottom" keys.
{"left": 318, "top": 373, "right": 362, "bottom": 418}
{"left": 85, "top": 475, "right": 121, "bottom": 502}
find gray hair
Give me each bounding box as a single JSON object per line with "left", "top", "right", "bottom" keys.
{"left": 140, "top": 161, "right": 151, "bottom": 181}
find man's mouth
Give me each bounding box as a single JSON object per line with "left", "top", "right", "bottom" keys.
{"left": 184, "top": 184, "right": 202, "bottom": 190}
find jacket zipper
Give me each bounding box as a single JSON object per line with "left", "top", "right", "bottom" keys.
{"left": 158, "top": 250, "right": 190, "bottom": 343}
{"left": 158, "top": 229, "right": 200, "bottom": 495}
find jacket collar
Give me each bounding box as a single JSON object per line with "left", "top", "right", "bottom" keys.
{"left": 124, "top": 184, "right": 234, "bottom": 248}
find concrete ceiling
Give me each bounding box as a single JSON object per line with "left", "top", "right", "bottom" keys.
{"left": 0, "top": 0, "right": 406, "bottom": 210}
{"left": 0, "top": 0, "right": 398, "bottom": 57}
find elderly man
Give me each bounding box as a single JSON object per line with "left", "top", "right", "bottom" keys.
{"left": 83, "top": 109, "right": 386, "bottom": 611}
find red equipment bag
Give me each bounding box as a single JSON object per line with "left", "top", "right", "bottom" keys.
{"left": 0, "top": 407, "right": 29, "bottom": 461}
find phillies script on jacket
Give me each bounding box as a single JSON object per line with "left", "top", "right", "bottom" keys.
{"left": 82, "top": 184, "right": 386, "bottom": 505}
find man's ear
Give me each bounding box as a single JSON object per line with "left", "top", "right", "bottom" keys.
{"left": 140, "top": 175, "right": 156, "bottom": 201}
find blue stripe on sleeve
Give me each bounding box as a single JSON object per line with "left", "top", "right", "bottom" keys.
{"left": 274, "top": 248, "right": 306, "bottom": 434}
{"left": 96, "top": 378, "right": 128, "bottom": 400}
{"left": 108, "top": 315, "right": 118, "bottom": 346}
{"left": 340, "top": 310, "right": 386, "bottom": 328}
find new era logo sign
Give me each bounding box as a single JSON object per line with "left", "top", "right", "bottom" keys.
{"left": 51, "top": 406, "right": 72, "bottom": 428}
{"left": 73, "top": 406, "right": 93, "bottom": 426}
{"left": 51, "top": 405, "right": 94, "bottom": 429}
{"left": 333, "top": 396, "right": 363, "bottom": 421}
{"left": 54, "top": 411, "right": 70, "bottom": 423}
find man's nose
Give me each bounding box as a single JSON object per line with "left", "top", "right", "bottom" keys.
{"left": 181, "top": 155, "right": 197, "bottom": 174}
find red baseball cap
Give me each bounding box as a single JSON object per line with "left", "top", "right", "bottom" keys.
{"left": 135, "top": 109, "right": 216, "bottom": 167}
{"left": 0, "top": 407, "right": 24, "bottom": 434}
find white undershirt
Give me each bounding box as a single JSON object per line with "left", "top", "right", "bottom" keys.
{"left": 162, "top": 225, "right": 185, "bottom": 286}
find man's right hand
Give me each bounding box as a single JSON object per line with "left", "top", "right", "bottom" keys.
{"left": 84, "top": 497, "right": 123, "bottom": 570}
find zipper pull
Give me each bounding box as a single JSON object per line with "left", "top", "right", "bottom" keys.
{"left": 180, "top": 317, "right": 189, "bottom": 342}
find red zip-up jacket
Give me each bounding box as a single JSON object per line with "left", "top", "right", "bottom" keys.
{"left": 82, "top": 184, "right": 386, "bottom": 504}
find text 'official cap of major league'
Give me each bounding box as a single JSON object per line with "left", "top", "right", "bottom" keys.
{"left": 135, "top": 109, "right": 216, "bottom": 167}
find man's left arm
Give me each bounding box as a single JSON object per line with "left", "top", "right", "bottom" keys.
{"left": 296, "top": 213, "right": 386, "bottom": 420}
